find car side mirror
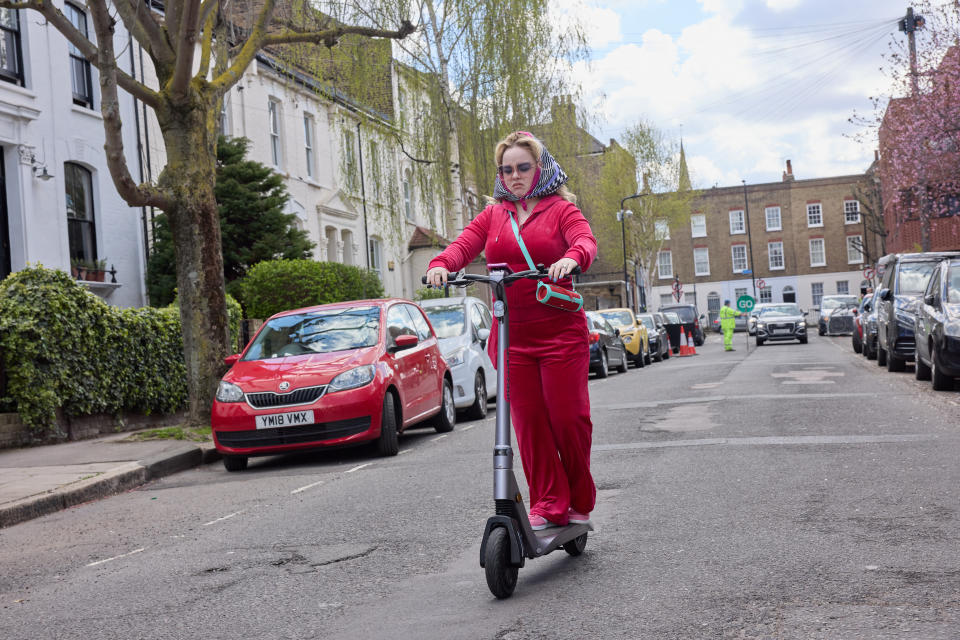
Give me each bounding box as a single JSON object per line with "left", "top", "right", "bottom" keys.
{"left": 879, "top": 288, "right": 892, "bottom": 301}
{"left": 802, "top": 311, "right": 808, "bottom": 316}
{"left": 477, "top": 328, "right": 490, "bottom": 342}
{"left": 812, "top": 305, "right": 820, "bottom": 312}
{"left": 392, "top": 334, "right": 419, "bottom": 351}
{"left": 224, "top": 354, "right": 240, "bottom": 366}
{"left": 614, "top": 328, "right": 621, "bottom": 337}
{"left": 924, "top": 293, "right": 936, "bottom": 306}
{"left": 864, "top": 302, "right": 872, "bottom": 312}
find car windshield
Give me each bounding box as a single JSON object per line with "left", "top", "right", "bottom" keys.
{"left": 949, "top": 262, "right": 960, "bottom": 303}
{"left": 421, "top": 304, "right": 465, "bottom": 339}
{"left": 665, "top": 307, "right": 697, "bottom": 322}
{"left": 637, "top": 315, "right": 656, "bottom": 331}
{"left": 899, "top": 261, "right": 937, "bottom": 295}
{"left": 663, "top": 311, "right": 681, "bottom": 323}
{"left": 596, "top": 310, "right": 634, "bottom": 327}
{"left": 759, "top": 304, "right": 801, "bottom": 317}
{"left": 821, "top": 296, "right": 858, "bottom": 310}
{"left": 243, "top": 306, "right": 380, "bottom": 360}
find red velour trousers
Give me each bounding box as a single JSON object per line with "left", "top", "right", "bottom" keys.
{"left": 427, "top": 194, "right": 598, "bottom": 525}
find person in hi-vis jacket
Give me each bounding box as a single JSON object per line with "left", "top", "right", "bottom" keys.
{"left": 719, "top": 300, "right": 742, "bottom": 351}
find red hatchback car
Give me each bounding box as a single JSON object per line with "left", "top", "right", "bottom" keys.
{"left": 211, "top": 299, "right": 455, "bottom": 471}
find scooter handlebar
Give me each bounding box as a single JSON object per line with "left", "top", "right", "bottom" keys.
{"left": 422, "top": 264, "right": 581, "bottom": 288}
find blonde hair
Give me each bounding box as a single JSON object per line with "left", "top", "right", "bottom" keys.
{"left": 488, "top": 131, "right": 576, "bottom": 204}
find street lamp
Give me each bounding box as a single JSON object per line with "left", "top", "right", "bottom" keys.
{"left": 619, "top": 193, "right": 643, "bottom": 310}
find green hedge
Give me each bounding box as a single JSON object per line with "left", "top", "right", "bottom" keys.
{"left": 0, "top": 266, "right": 241, "bottom": 434}
{"left": 238, "top": 259, "right": 385, "bottom": 319}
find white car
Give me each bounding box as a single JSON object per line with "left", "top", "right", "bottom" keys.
{"left": 419, "top": 296, "right": 498, "bottom": 419}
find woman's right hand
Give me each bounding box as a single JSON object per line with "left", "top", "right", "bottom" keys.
{"left": 425, "top": 266, "right": 449, "bottom": 287}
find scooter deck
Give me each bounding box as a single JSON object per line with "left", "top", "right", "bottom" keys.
{"left": 529, "top": 522, "right": 594, "bottom": 557}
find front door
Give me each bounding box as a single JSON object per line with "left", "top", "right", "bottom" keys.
{"left": 0, "top": 150, "right": 11, "bottom": 280}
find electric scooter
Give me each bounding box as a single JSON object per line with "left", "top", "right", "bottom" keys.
{"left": 424, "top": 263, "right": 592, "bottom": 599}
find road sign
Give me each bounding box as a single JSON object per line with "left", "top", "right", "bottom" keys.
{"left": 737, "top": 295, "right": 756, "bottom": 313}
{"left": 671, "top": 280, "right": 681, "bottom": 292}
{"left": 742, "top": 269, "right": 752, "bottom": 275}
{"left": 756, "top": 279, "right": 766, "bottom": 290}
{"left": 863, "top": 266, "right": 876, "bottom": 280}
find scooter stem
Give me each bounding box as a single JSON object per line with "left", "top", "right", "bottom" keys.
{"left": 491, "top": 276, "right": 517, "bottom": 501}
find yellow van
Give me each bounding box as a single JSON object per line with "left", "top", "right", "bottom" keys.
{"left": 594, "top": 308, "right": 648, "bottom": 367}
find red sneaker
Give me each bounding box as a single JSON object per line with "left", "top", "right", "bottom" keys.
{"left": 528, "top": 514, "right": 558, "bottom": 531}
{"left": 568, "top": 508, "right": 591, "bottom": 524}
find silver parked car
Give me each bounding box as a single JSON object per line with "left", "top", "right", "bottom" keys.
{"left": 419, "top": 296, "right": 497, "bottom": 419}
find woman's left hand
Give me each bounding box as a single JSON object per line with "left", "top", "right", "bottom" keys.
{"left": 548, "top": 258, "right": 579, "bottom": 282}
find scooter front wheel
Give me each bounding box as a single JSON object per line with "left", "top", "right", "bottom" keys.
{"left": 484, "top": 527, "right": 518, "bottom": 599}
{"left": 563, "top": 532, "right": 588, "bottom": 556}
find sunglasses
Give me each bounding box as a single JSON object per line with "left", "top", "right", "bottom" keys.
{"left": 498, "top": 162, "right": 535, "bottom": 176}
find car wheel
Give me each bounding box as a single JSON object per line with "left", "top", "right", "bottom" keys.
{"left": 818, "top": 327, "right": 825, "bottom": 336}
{"left": 617, "top": 350, "right": 629, "bottom": 373}
{"left": 915, "top": 347, "right": 932, "bottom": 381}
{"left": 663, "top": 346, "right": 670, "bottom": 360}
{"left": 799, "top": 336, "right": 808, "bottom": 344}
{"left": 877, "top": 345, "right": 887, "bottom": 366}
{"left": 931, "top": 345, "right": 953, "bottom": 391}
{"left": 756, "top": 337, "right": 764, "bottom": 346}
{"left": 597, "top": 350, "right": 609, "bottom": 378}
{"left": 222, "top": 455, "right": 248, "bottom": 472}
{"left": 865, "top": 339, "right": 876, "bottom": 360}
{"left": 377, "top": 391, "right": 400, "bottom": 456}
{"left": 653, "top": 347, "right": 663, "bottom": 363}
{"left": 644, "top": 347, "right": 652, "bottom": 365}
{"left": 886, "top": 352, "right": 906, "bottom": 372}
{"left": 634, "top": 350, "right": 645, "bottom": 368}
{"left": 466, "top": 371, "right": 488, "bottom": 420}
{"left": 433, "top": 379, "right": 456, "bottom": 433}
{"left": 852, "top": 335, "right": 862, "bottom": 354}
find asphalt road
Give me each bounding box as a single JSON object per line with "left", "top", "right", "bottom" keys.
{"left": 2, "top": 331, "right": 960, "bottom": 639}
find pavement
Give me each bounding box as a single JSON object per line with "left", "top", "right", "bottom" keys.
{"left": 0, "top": 431, "right": 220, "bottom": 529}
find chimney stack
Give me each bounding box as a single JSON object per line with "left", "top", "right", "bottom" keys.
{"left": 782, "top": 159, "right": 795, "bottom": 182}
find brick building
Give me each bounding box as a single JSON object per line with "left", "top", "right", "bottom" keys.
{"left": 652, "top": 160, "right": 884, "bottom": 323}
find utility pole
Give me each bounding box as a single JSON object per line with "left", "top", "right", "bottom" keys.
{"left": 899, "top": 7, "right": 926, "bottom": 96}
{"left": 619, "top": 193, "right": 644, "bottom": 311}
{"left": 742, "top": 180, "right": 757, "bottom": 300}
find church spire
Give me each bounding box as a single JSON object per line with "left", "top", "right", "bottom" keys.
{"left": 678, "top": 139, "right": 691, "bottom": 191}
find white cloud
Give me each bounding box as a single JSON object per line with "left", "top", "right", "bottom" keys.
{"left": 765, "top": 0, "right": 803, "bottom": 11}
{"left": 552, "top": 0, "right": 623, "bottom": 50}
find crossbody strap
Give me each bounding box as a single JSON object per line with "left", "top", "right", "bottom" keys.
{"left": 508, "top": 210, "right": 537, "bottom": 271}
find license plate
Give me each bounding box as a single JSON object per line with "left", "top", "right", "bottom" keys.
{"left": 773, "top": 328, "right": 791, "bottom": 335}
{"left": 255, "top": 410, "right": 314, "bottom": 429}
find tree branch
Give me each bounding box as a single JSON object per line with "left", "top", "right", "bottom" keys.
{"left": 259, "top": 20, "right": 416, "bottom": 50}
{"left": 197, "top": 7, "right": 216, "bottom": 79}
{"left": 114, "top": 0, "right": 175, "bottom": 67}
{"left": 211, "top": 0, "right": 277, "bottom": 94}
{"left": 87, "top": 0, "right": 171, "bottom": 210}
{"left": 170, "top": 0, "right": 203, "bottom": 97}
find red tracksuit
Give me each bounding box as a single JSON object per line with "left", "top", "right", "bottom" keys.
{"left": 428, "top": 194, "right": 598, "bottom": 525}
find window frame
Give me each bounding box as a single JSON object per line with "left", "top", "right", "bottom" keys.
{"left": 764, "top": 206, "right": 781, "bottom": 231}
{"left": 729, "top": 210, "right": 745, "bottom": 235}
{"left": 690, "top": 214, "right": 706, "bottom": 238}
{"left": 806, "top": 203, "right": 823, "bottom": 228}
{"left": 303, "top": 113, "right": 316, "bottom": 179}
{"left": 693, "top": 247, "right": 710, "bottom": 276}
{"left": 65, "top": 3, "right": 94, "bottom": 109}
{"left": 64, "top": 162, "right": 98, "bottom": 264}
{"left": 368, "top": 236, "right": 382, "bottom": 278}
{"left": 811, "top": 282, "right": 824, "bottom": 307}
{"left": 268, "top": 99, "right": 283, "bottom": 168}
{"left": 836, "top": 281, "right": 849, "bottom": 295}
{"left": 655, "top": 219, "right": 670, "bottom": 240}
{"left": 844, "top": 200, "right": 861, "bottom": 224}
{"left": 342, "top": 129, "right": 358, "bottom": 191}
{"left": 809, "top": 238, "right": 826, "bottom": 267}
{"left": 846, "top": 235, "right": 864, "bottom": 264}
{"left": 0, "top": 8, "right": 25, "bottom": 86}
{"left": 731, "top": 244, "right": 748, "bottom": 273}
{"left": 768, "top": 241, "right": 784, "bottom": 270}
{"left": 657, "top": 250, "right": 673, "bottom": 279}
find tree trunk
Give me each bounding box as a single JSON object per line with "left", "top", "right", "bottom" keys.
{"left": 156, "top": 98, "right": 230, "bottom": 425}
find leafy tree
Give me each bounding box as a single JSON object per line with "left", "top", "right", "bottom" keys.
{"left": 0, "top": 0, "right": 414, "bottom": 423}
{"left": 147, "top": 136, "right": 314, "bottom": 306}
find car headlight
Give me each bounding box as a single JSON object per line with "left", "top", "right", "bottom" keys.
{"left": 821, "top": 314, "right": 830, "bottom": 322}
{"left": 328, "top": 365, "right": 376, "bottom": 392}
{"left": 445, "top": 348, "right": 466, "bottom": 367}
{"left": 216, "top": 380, "right": 244, "bottom": 403}
{"left": 757, "top": 323, "right": 766, "bottom": 331}
{"left": 945, "top": 322, "right": 960, "bottom": 337}
{"left": 798, "top": 320, "right": 806, "bottom": 328}
{"left": 621, "top": 334, "right": 633, "bottom": 343}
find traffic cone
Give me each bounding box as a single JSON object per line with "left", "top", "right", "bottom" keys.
{"left": 677, "top": 329, "right": 692, "bottom": 356}
{"left": 688, "top": 328, "right": 698, "bottom": 355}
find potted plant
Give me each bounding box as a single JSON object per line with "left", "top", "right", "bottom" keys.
{"left": 87, "top": 259, "right": 107, "bottom": 282}
{"left": 70, "top": 258, "right": 85, "bottom": 280}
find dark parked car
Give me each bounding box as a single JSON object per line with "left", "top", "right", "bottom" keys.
{"left": 652, "top": 312, "right": 672, "bottom": 358}
{"left": 817, "top": 295, "right": 859, "bottom": 335}
{"left": 851, "top": 295, "right": 873, "bottom": 353}
{"left": 876, "top": 251, "right": 960, "bottom": 371}
{"left": 586, "top": 312, "right": 629, "bottom": 378}
{"left": 658, "top": 303, "right": 705, "bottom": 346}
{"left": 661, "top": 310, "right": 683, "bottom": 353}
{"left": 637, "top": 312, "right": 669, "bottom": 362}
{"left": 861, "top": 291, "right": 881, "bottom": 360}
{"left": 754, "top": 303, "right": 808, "bottom": 345}
{"left": 914, "top": 257, "right": 960, "bottom": 390}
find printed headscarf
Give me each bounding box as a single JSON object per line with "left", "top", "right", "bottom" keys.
{"left": 493, "top": 131, "right": 569, "bottom": 206}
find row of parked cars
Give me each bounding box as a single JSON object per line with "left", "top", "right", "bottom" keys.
{"left": 851, "top": 251, "right": 960, "bottom": 392}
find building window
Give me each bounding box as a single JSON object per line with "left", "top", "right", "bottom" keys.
{"left": 811, "top": 282, "right": 824, "bottom": 307}
{"left": 783, "top": 285, "right": 796, "bottom": 303}
{"left": 731, "top": 244, "right": 747, "bottom": 273}
{"left": 806, "top": 203, "right": 823, "bottom": 227}
{"left": 65, "top": 163, "right": 97, "bottom": 263}
{"left": 844, "top": 200, "right": 861, "bottom": 224}
{"left": 368, "top": 140, "right": 380, "bottom": 199}
{"left": 729, "top": 210, "right": 745, "bottom": 234}
{"left": 268, "top": 99, "right": 282, "bottom": 167}
{"left": 655, "top": 219, "right": 670, "bottom": 240}
{"left": 691, "top": 214, "right": 706, "bottom": 237}
{"left": 657, "top": 250, "right": 672, "bottom": 279}
{"left": 765, "top": 206, "right": 781, "bottom": 231}
{"left": 369, "top": 236, "right": 382, "bottom": 278}
{"left": 768, "top": 241, "right": 784, "bottom": 270}
{"left": 343, "top": 129, "right": 358, "bottom": 191}
{"left": 0, "top": 9, "right": 24, "bottom": 86}
{"left": 734, "top": 287, "right": 748, "bottom": 300}
{"left": 402, "top": 170, "right": 413, "bottom": 220}
{"left": 303, "top": 114, "right": 315, "bottom": 179}
{"left": 65, "top": 3, "right": 94, "bottom": 108}
{"left": 836, "top": 281, "right": 849, "bottom": 295}
{"left": 809, "top": 238, "right": 826, "bottom": 266}
{"left": 846, "top": 235, "right": 864, "bottom": 264}
{"left": 759, "top": 286, "right": 772, "bottom": 303}
{"left": 397, "top": 86, "right": 407, "bottom": 128}
{"left": 693, "top": 247, "right": 710, "bottom": 276}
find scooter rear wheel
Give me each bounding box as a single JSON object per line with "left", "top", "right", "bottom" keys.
{"left": 563, "top": 532, "right": 588, "bottom": 556}
{"left": 484, "top": 527, "right": 518, "bottom": 599}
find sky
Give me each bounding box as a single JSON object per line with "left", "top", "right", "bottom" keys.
{"left": 560, "top": 0, "right": 947, "bottom": 188}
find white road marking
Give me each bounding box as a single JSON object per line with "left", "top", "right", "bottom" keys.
{"left": 291, "top": 480, "right": 325, "bottom": 494}
{"left": 202, "top": 511, "right": 244, "bottom": 526}
{"left": 595, "top": 433, "right": 932, "bottom": 452}
{"left": 431, "top": 434, "right": 449, "bottom": 442}
{"left": 398, "top": 449, "right": 412, "bottom": 455}
{"left": 86, "top": 547, "right": 146, "bottom": 567}
{"left": 460, "top": 424, "right": 476, "bottom": 432}
{"left": 346, "top": 463, "right": 372, "bottom": 473}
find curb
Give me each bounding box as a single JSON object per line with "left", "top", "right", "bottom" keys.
{"left": 0, "top": 442, "right": 221, "bottom": 529}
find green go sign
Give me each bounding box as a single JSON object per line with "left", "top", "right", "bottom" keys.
{"left": 737, "top": 295, "right": 756, "bottom": 312}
